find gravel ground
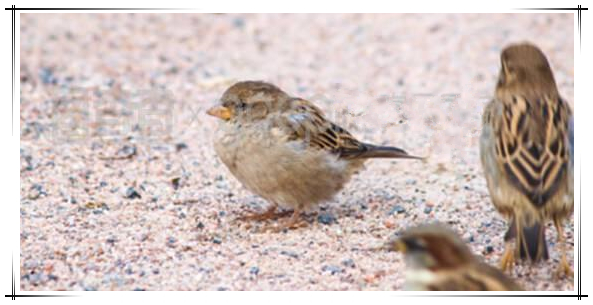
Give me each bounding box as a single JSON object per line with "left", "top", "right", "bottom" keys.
{"left": 20, "top": 13, "right": 574, "bottom": 291}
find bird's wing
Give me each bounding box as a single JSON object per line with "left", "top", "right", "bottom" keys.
{"left": 279, "top": 98, "right": 369, "bottom": 159}
{"left": 494, "top": 95, "right": 572, "bottom": 207}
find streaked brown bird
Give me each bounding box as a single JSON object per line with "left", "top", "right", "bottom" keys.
{"left": 480, "top": 43, "right": 574, "bottom": 277}
{"left": 207, "top": 81, "right": 421, "bottom": 231}
{"left": 385, "top": 223, "right": 523, "bottom": 291}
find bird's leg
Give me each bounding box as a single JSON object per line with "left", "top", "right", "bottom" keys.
{"left": 500, "top": 241, "right": 515, "bottom": 272}
{"left": 234, "top": 204, "right": 292, "bottom": 222}
{"left": 554, "top": 218, "right": 573, "bottom": 278}
{"left": 266, "top": 206, "right": 308, "bottom": 232}
{"left": 501, "top": 217, "right": 517, "bottom": 272}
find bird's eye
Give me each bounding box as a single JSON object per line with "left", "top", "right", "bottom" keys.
{"left": 405, "top": 238, "right": 427, "bottom": 252}
{"left": 237, "top": 101, "right": 247, "bottom": 110}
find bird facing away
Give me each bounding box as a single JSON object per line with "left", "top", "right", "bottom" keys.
{"left": 385, "top": 223, "right": 523, "bottom": 291}
{"left": 207, "top": 81, "right": 421, "bottom": 231}
{"left": 480, "top": 43, "right": 573, "bottom": 277}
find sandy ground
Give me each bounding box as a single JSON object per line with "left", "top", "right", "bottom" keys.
{"left": 19, "top": 13, "right": 574, "bottom": 291}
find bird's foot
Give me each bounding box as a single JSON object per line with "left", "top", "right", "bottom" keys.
{"left": 500, "top": 246, "right": 515, "bottom": 272}
{"left": 555, "top": 258, "right": 574, "bottom": 279}
{"left": 234, "top": 206, "right": 292, "bottom": 222}
{"left": 263, "top": 212, "right": 308, "bottom": 233}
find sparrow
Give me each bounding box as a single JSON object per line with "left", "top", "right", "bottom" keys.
{"left": 480, "top": 43, "right": 574, "bottom": 277}
{"left": 385, "top": 223, "right": 523, "bottom": 291}
{"left": 207, "top": 81, "right": 421, "bottom": 231}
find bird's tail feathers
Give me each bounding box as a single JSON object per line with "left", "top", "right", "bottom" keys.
{"left": 505, "top": 218, "right": 549, "bottom": 262}
{"left": 356, "top": 143, "right": 424, "bottom": 160}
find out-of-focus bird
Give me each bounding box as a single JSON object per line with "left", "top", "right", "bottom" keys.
{"left": 480, "top": 43, "right": 573, "bottom": 277}
{"left": 385, "top": 223, "right": 523, "bottom": 291}
{"left": 207, "top": 81, "right": 422, "bottom": 231}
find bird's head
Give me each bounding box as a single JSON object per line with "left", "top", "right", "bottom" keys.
{"left": 207, "top": 81, "right": 290, "bottom": 122}
{"left": 385, "top": 223, "right": 474, "bottom": 271}
{"left": 496, "top": 42, "right": 557, "bottom": 93}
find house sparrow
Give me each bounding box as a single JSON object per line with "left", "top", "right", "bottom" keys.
{"left": 207, "top": 81, "right": 421, "bottom": 231}
{"left": 385, "top": 223, "right": 523, "bottom": 291}
{"left": 480, "top": 43, "right": 573, "bottom": 277}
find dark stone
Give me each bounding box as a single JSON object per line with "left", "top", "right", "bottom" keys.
{"left": 39, "top": 67, "right": 58, "bottom": 85}
{"left": 167, "top": 237, "right": 176, "bottom": 245}
{"left": 124, "top": 187, "right": 141, "bottom": 199}
{"left": 389, "top": 205, "right": 406, "bottom": 215}
{"left": 317, "top": 213, "right": 336, "bottom": 225}
{"left": 341, "top": 259, "right": 356, "bottom": 268}
{"left": 171, "top": 177, "right": 181, "bottom": 190}
{"left": 175, "top": 142, "right": 188, "bottom": 152}
{"left": 117, "top": 145, "right": 137, "bottom": 158}
{"left": 322, "top": 265, "right": 344, "bottom": 275}
{"left": 29, "top": 184, "right": 47, "bottom": 199}
{"left": 249, "top": 266, "right": 260, "bottom": 275}
{"left": 280, "top": 250, "right": 299, "bottom": 259}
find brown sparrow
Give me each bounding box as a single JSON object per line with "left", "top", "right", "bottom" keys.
{"left": 480, "top": 43, "right": 573, "bottom": 277}
{"left": 207, "top": 81, "right": 421, "bottom": 231}
{"left": 386, "top": 223, "right": 523, "bottom": 291}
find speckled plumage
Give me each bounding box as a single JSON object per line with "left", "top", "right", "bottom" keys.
{"left": 480, "top": 43, "right": 573, "bottom": 276}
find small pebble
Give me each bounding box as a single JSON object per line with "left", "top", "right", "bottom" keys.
{"left": 341, "top": 259, "right": 356, "bottom": 268}
{"left": 322, "top": 265, "right": 343, "bottom": 275}
{"left": 423, "top": 207, "right": 432, "bottom": 214}
{"left": 28, "top": 184, "right": 47, "bottom": 200}
{"left": 388, "top": 205, "right": 406, "bottom": 215}
{"left": 212, "top": 237, "right": 222, "bottom": 244}
{"left": 124, "top": 187, "right": 141, "bottom": 199}
{"left": 171, "top": 177, "right": 181, "bottom": 190}
{"left": 116, "top": 145, "right": 137, "bottom": 158}
{"left": 39, "top": 67, "right": 58, "bottom": 85}
{"left": 249, "top": 266, "right": 260, "bottom": 275}
{"left": 383, "top": 219, "right": 395, "bottom": 229}
{"left": 175, "top": 142, "right": 188, "bottom": 152}
{"left": 167, "top": 237, "right": 177, "bottom": 246}
{"left": 280, "top": 250, "right": 299, "bottom": 259}
{"left": 317, "top": 213, "right": 336, "bottom": 225}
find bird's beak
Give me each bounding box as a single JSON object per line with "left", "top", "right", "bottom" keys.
{"left": 385, "top": 238, "right": 406, "bottom": 253}
{"left": 207, "top": 105, "right": 232, "bottom": 120}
